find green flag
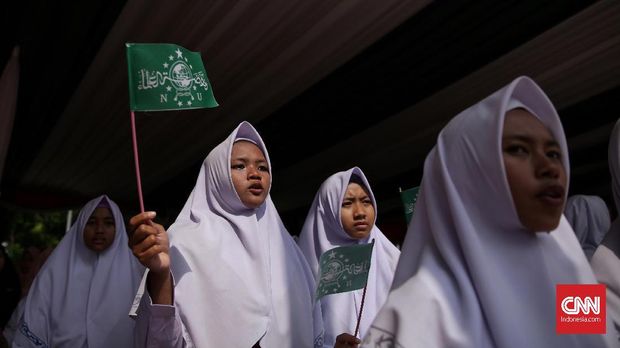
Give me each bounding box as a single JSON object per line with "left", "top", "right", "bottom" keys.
{"left": 316, "top": 241, "right": 374, "bottom": 300}
{"left": 126, "top": 43, "right": 218, "bottom": 111}
{"left": 400, "top": 186, "right": 420, "bottom": 225}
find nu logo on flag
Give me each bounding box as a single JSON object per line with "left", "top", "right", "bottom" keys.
{"left": 315, "top": 241, "right": 374, "bottom": 300}
{"left": 556, "top": 284, "right": 606, "bottom": 334}
{"left": 126, "top": 43, "right": 218, "bottom": 111}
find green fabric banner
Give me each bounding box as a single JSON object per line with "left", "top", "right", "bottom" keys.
{"left": 400, "top": 186, "right": 420, "bottom": 225}
{"left": 316, "top": 241, "right": 374, "bottom": 300}
{"left": 126, "top": 43, "right": 218, "bottom": 111}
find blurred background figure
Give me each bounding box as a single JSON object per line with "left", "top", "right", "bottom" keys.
{"left": 12, "top": 195, "right": 143, "bottom": 347}
{"left": 2, "top": 244, "right": 52, "bottom": 346}
{"left": 16, "top": 244, "right": 52, "bottom": 298}
{"left": 0, "top": 246, "right": 20, "bottom": 348}
{"left": 591, "top": 118, "right": 620, "bottom": 341}
{"left": 564, "top": 194, "right": 611, "bottom": 260}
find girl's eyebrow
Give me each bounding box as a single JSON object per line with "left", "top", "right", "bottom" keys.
{"left": 502, "top": 134, "right": 532, "bottom": 142}
{"left": 231, "top": 157, "right": 267, "bottom": 163}
{"left": 503, "top": 134, "right": 559, "bottom": 148}
{"left": 545, "top": 139, "right": 560, "bottom": 147}
{"left": 343, "top": 195, "right": 370, "bottom": 200}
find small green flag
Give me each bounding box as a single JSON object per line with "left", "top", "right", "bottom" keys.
{"left": 125, "top": 43, "right": 218, "bottom": 111}
{"left": 400, "top": 186, "right": 420, "bottom": 225}
{"left": 316, "top": 241, "right": 374, "bottom": 300}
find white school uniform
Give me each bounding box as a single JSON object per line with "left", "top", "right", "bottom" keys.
{"left": 13, "top": 195, "right": 144, "bottom": 348}
{"left": 297, "top": 167, "right": 400, "bottom": 345}
{"left": 134, "top": 121, "right": 323, "bottom": 348}
{"left": 362, "top": 76, "right": 615, "bottom": 348}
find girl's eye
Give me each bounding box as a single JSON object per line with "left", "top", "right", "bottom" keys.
{"left": 547, "top": 150, "right": 562, "bottom": 160}
{"left": 87, "top": 220, "right": 95, "bottom": 226}
{"left": 231, "top": 164, "right": 245, "bottom": 170}
{"left": 363, "top": 199, "right": 372, "bottom": 205}
{"left": 258, "top": 165, "right": 270, "bottom": 173}
{"left": 341, "top": 201, "right": 352, "bottom": 207}
{"left": 504, "top": 144, "right": 528, "bottom": 155}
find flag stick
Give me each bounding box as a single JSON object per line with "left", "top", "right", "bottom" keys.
{"left": 354, "top": 282, "right": 368, "bottom": 338}
{"left": 130, "top": 110, "right": 146, "bottom": 213}
{"left": 354, "top": 238, "right": 374, "bottom": 338}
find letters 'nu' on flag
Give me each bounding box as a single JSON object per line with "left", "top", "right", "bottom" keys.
{"left": 126, "top": 43, "right": 218, "bottom": 111}
{"left": 316, "top": 241, "right": 374, "bottom": 300}
{"left": 400, "top": 186, "right": 420, "bottom": 225}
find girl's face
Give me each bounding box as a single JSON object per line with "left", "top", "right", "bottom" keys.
{"left": 83, "top": 207, "right": 116, "bottom": 252}
{"left": 341, "top": 182, "right": 376, "bottom": 239}
{"left": 502, "top": 108, "right": 567, "bottom": 232}
{"left": 231, "top": 141, "right": 271, "bottom": 209}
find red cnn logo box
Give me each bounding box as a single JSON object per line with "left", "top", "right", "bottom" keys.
{"left": 556, "top": 284, "right": 606, "bottom": 334}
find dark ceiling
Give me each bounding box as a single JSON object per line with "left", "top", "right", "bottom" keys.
{"left": 1, "top": 0, "right": 619, "bottom": 243}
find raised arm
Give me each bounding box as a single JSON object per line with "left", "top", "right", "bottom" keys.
{"left": 129, "top": 212, "right": 189, "bottom": 347}
{"left": 129, "top": 212, "right": 172, "bottom": 304}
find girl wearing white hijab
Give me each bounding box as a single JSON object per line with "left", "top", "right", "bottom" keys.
{"left": 361, "top": 76, "right": 616, "bottom": 348}
{"left": 12, "top": 195, "right": 144, "bottom": 348}
{"left": 591, "top": 119, "right": 620, "bottom": 340}
{"left": 298, "top": 167, "right": 400, "bottom": 347}
{"left": 564, "top": 195, "right": 611, "bottom": 260}
{"left": 130, "top": 121, "right": 323, "bottom": 348}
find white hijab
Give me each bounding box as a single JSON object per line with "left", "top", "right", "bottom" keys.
{"left": 13, "top": 195, "right": 144, "bottom": 348}
{"left": 168, "top": 121, "right": 322, "bottom": 348}
{"left": 564, "top": 195, "right": 610, "bottom": 260}
{"left": 591, "top": 118, "right": 620, "bottom": 339}
{"left": 297, "top": 167, "right": 400, "bottom": 344}
{"left": 362, "top": 76, "right": 615, "bottom": 348}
